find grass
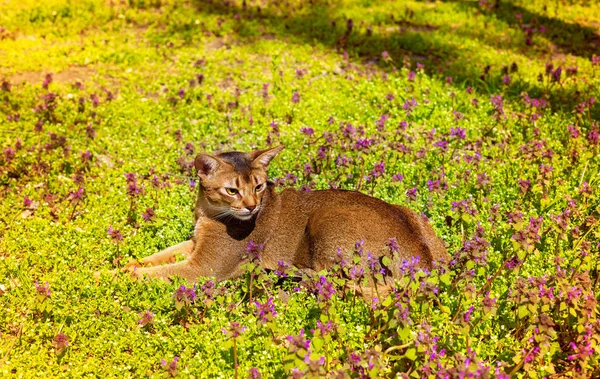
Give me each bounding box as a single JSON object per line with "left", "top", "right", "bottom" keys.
{"left": 1, "top": 0, "right": 599, "bottom": 377}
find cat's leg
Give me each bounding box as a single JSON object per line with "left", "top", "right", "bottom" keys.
{"left": 130, "top": 260, "right": 199, "bottom": 282}
{"left": 122, "top": 240, "right": 195, "bottom": 271}
{"left": 132, "top": 218, "right": 248, "bottom": 282}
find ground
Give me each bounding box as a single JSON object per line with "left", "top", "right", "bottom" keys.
{"left": 0, "top": 0, "right": 599, "bottom": 377}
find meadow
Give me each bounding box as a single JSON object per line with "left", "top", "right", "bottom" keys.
{"left": 0, "top": 0, "right": 599, "bottom": 377}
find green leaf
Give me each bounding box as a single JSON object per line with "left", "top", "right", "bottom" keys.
{"left": 404, "top": 348, "right": 417, "bottom": 361}
{"left": 518, "top": 305, "right": 529, "bottom": 319}
{"left": 381, "top": 256, "right": 391, "bottom": 267}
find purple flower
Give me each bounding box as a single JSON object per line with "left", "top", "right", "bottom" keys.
{"left": 247, "top": 367, "right": 262, "bottom": 379}
{"left": 53, "top": 332, "right": 69, "bottom": 351}
{"left": 23, "top": 195, "right": 33, "bottom": 208}
{"left": 246, "top": 240, "right": 263, "bottom": 262}
{"left": 161, "top": 357, "right": 179, "bottom": 377}
{"left": 292, "top": 91, "right": 300, "bottom": 103}
{"left": 315, "top": 320, "right": 335, "bottom": 335}
{"left": 354, "top": 138, "right": 373, "bottom": 151}
{"left": 539, "top": 163, "right": 553, "bottom": 178}
{"left": 254, "top": 297, "right": 277, "bottom": 324}
{"left": 392, "top": 173, "right": 404, "bottom": 182}
{"left": 35, "top": 281, "right": 51, "bottom": 297}
{"left": 552, "top": 67, "right": 562, "bottom": 83}
{"left": 381, "top": 51, "right": 389, "bottom": 59}
{"left": 127, "top": 180, "right": 143, "bottom": 197}
{"left": 69, "top": 187, "right": 85, "bottom": 201}
{"left": 300, "top": 126, "right": 314, "bottom": 136}
{"left": 4, "top": 147, "right": 15, "bottom": 162}
{"left": 223, "top": 321, "right": 246, "bottom": 338}
{"left": 315, "top": 276, "right": 336, "bottom": 303}
{"left": 286, "top": 329, "right": 311, "bottom": 353}
{"left": 427, "top": 179, "right": 441, "bottom": 192}
{"left": 138, "top": 310, "right": 155, "bottom": 327}
{"left": 588, "top": 128, "right": 600, "bottom": 145}
{"left": 42, "top": 73, "right": 53, "bottom": 89}
{"left": 434, "top": 140, "right": 449, "bottom": 151}
{"left": 173, "top": 285, "right": 196, "bottom": 305}
{"left": 386, "top": 237, "right": 399, "bottom": 253}
{"left": 567, "top": 125, "right": 580, "bottom": 138}
{"left": 385, "top": 93, "right": 395, "bottom": 101}
{"left": 142, "top": 208, "right": 155, "bottom": 222}
{"left": 403, "top": 97, "right": 418, "bottom": 113}
{"left": 371, "top": 161, "right": 385, "bottom": 177}
{"left": 450, "top": 127, "right": 466, "bottom": 139}
{"left": 502, "top": 75, "right": 511, "bottom": 84}
{"left": 406, "top": 186, "right": 417, "bottom": 201}
{"left": 375, "top": 114, "right": 388, "bottom": 131}
{"left": 107, "top": 226, "right": 123, "bottom": 242}
{"left": 90, "top": 93, "right": 100, "bottom": 107}
{"left": 463, "top": 306, "right": 475, "bottom": 322}
{"left": 81, "top": 150, "right": 92, "bottom": 162}
{"left": 580, "top": 181, "right": 593, "bottom": 196}
{"left": 407, "top": 71, "right": 416, "bottom": 81}
{"left": 490, "top": 94, "right": 505, "bottom": 120}
{"left": 518, "top": 179, "right": 530, "bottom": 194}
{"left": 275, "top": 261, "right": 290, "bottom": 278}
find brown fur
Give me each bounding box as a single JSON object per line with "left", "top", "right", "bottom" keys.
{"left": 116, "top": 146, "right": 448, "bottom": 283}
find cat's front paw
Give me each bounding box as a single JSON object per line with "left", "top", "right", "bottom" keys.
{"left": 122, "top": 259, "right": 144, "bottom": 273}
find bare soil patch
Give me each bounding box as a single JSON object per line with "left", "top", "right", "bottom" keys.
{"left": 7, "top": 66, "right": 97, "bottom": 85}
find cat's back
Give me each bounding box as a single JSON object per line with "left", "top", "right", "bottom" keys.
{"left": 275, "top": 188, "right": 448, "bottom": 268}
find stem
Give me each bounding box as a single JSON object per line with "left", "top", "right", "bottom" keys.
{"left": 248, "top": 274, "right": 254, "bottom": 304}
{"left": 508, "top": 347, "right": 533, "bottom": 376}
{"left": 476, "top": 254, "right": 514, "bottom": 297}
{"left": 450, "top": 296, "right": 463, "bottom": 323}
{"left": 383, "top": 342, "right": 412, "bottom": 356}
{"left": 233, "top": 338, "right": 238, "bottom": 379}
{"left": 0, "top": 324, "right": 23, "bottom": 366}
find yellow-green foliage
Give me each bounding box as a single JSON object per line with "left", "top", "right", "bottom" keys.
{"left": 1, "top": 0, "right": 599, "bottom": 377}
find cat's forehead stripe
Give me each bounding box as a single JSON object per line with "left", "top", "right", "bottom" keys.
{"left": 217, "top": 151, "right": 253, "bottom": 177}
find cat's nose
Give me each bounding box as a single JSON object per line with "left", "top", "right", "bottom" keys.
{"left": 246, "top": 205, "right": 256, "bottom": 212}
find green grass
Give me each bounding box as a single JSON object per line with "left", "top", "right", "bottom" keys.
{"left": 1, "top": 0, "right": 599, "bottom": 377}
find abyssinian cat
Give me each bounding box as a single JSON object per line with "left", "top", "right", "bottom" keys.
{"left": 117, "top": 146, "right": 448, "bottom": 283}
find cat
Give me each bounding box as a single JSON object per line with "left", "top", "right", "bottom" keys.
{"left": 117, "top": 146, "right": 448, "bottom": 284}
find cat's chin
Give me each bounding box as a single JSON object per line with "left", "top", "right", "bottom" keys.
{"left": 232, "top": 213, "right": 255, "bottom": 221}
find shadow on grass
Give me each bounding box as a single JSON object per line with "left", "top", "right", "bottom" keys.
{"left": 445, "top": 0, "right": 600, "bottom": 59}
{"left": 173, "top": 0, "right": 597, "bottom": 113}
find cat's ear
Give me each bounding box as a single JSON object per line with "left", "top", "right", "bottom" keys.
{"left": 194, "top": 154, "right": 221, "bottom": 178}
{"left": 250, "top": 145, "right": 284, "bottom": 168}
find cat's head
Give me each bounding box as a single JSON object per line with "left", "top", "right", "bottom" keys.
{"left": 194, "top": 146, "right": 284, "bottom": 221}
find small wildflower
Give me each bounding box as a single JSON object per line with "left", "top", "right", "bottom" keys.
{"left": 246, "top": 240, "right": 263, "bottom": 262}
{"left": 138, "top": 310, "right": 155, "bottom": 327}
{"left": 247, "top": 367, "right": 262, "bottom": 379}
{"left": 161, "top": 357, "right": 179, "bottom": 377}
{"left": 222, "top": 321, "right": 246, "bottom": 338}
{"left": 173, "top": 285, "right": 196, "bottom": 306}
{"left": 292, "top": 91, "right": 300, "bottom": 103}
{"left": 107, "top": 226, "right": 123, "bottom": 242}
{"left": 254, "top": 297, "right": 277, "bottom": 324}
{"left": 35, "top": 281, "right": 51, "bottom": 297}
{"left": 53, "top": 332, "right": 69, "bottom": 353}
{"left": 300, "top": 126, "right": 314, "bottom": 136}
{"left": 141, "top": 208, "right": 155, "bottom": 222}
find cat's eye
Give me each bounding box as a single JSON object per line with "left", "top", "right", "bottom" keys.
{"left": 225, "top": 188, "right": 239, "bottom": 196}
{"left": 255, "top": 183, "right": 265, "bottom": 192}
